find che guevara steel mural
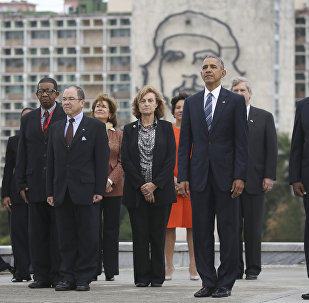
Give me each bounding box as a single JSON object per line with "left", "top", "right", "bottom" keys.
{"left": 140, "top": 10, "right": 245, "bottom": 108}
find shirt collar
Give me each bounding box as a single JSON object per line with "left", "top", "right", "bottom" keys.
{"left": 204, "top": 84, "right": 221, "bottom": 100}
{"left": 66, "top": 111, "right": 83, "bottom": 123}
{"left": 40, "top": 102, "right": 56, "bottom": 116}
{"left": 138, "top": 117, "right": 158, "bottom": 129}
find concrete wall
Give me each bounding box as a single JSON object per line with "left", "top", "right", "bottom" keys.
{"left": 1, "top": 242, "right": 304, "bottom": 269}
{"left": 132, "top": 0, "right": 295, "bottom": 133}
{"left": 108, "top": 0, "right": 132, "bottom": 13}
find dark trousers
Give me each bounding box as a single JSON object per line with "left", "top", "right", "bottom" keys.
{"left": 238, "top": 190, "right": 264, "bottom": 276}
{"left": 303, "top": 195, "right": 309, "bottom": 277}
{"left": 55, "top": 191, "right": 100, "bottom": 284}
{"left": 28, "top": 202, "right": 60, "bottom": 283}
{"left": 128, "top": 200, "right": 171, "bottom": 285}
{"left": 9, "top": 203, "right": 31, "bottom": 279}
{"left": 190, "top": 171, "right": 239, "bottom": 290}
{"left": 97, "top": 196, "right": 121, "bottom": 278}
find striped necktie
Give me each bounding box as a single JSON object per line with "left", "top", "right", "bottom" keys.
{"left": 204, "top": 93, "right": 213, "bottom": 131}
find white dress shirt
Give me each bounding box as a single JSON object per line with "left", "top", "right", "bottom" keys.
{"left": 246, "top": 104, "right": 251, "bottom": 120}
{"left": 203, "top": 85, "right": 222, "bottom": 118}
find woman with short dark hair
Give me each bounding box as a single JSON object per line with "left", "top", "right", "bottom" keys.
{"left": 91, "top": 94, "right": 124, "bottom": 282}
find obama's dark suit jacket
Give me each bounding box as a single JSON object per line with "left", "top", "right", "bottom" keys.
{"left": 178, "top": 87, "right": 248, "bottom": 290}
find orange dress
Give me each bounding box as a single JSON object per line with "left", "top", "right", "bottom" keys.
{"left": 167, "top": 124, "right": 192, "bottom": 228}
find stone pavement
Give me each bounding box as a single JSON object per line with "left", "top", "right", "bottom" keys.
{"left": 0, "top": 265, "right": 308, "bottom": 303}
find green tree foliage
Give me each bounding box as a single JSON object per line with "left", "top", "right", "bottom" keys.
{"left": 0, "top": 208, "right": 10, "bottom": 245}
{"left": 263, "top": 133, "right": 305, "bottom": 241}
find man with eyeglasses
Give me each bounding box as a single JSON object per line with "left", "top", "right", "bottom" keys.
{"left": 15, "top": 77, "right": 65, "bottom": 288}
{"left": 46, "top": 86, "right": 109, "bottom": 291}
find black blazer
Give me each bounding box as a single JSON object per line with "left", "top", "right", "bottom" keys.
{"left": 1, "top": 135, "right": 24, "bottom": 204}
{"left": 15, "top": 103, "right": 65, "bottom": 203}
{"left": 178, "top": 87, "right": 248, "bottom": 192}
{"left": 121, "top": 119, "right": 177, "bottom": 209}
{"left": 246, "top": 106, "right": 277, "bottom": 194}
{"left": 46, "top": 115, "right": 110, "bottom": 206}
{"left": 289, "top": 98, "right": 309, "bottom": 188}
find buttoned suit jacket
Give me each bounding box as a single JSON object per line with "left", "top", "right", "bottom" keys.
{"left": 177, "top": 87, "right": 248, "bottom": 192}
{"left": 246, "top": 106, "right": 277, "bottom": 194}
{"left": 15, "top": 103, "right": 65, "bottom": 203}
{"left": 1, "top": 135, "right": 24, "bottom": 204}
{"left": 289, "top": 98, "right": 309, "bottom": 188}
{"left": 121, "top": 119, "right": 177, "bottom": 209}
{"left": 46, "top": 115, "right": 110, "bottom": 206}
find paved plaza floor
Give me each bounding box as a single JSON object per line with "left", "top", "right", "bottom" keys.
{"left": 0, "top": 265, "right": 308, "bottom": 303}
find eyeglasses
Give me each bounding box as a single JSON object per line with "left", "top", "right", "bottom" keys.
{"left": 36, "top": 89, "right": 57, "bottom": 96}
{"left": 62, "top": 98, "right": 82, "bottom": 102}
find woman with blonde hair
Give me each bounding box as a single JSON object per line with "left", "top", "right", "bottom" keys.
{"left": 91, "top": 94, "right": 124, "bottom": 281}
{"left": 121, "top": 85, "right": 176, "bottom": 287}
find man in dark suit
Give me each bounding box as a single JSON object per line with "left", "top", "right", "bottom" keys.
{"left": 15, "top": 78, "right": 65, "bottom": 288}
{"left": 2, "top": 108, "right": 33, "bottom": 282}
{"left": 46, "top": 85, "right": 109, "bottom": 291}
{"left": 178, "top": 55, "right": 248, "bottom": 298}
{"left": 231, "top": 77, "right": 277, "bottom": 280}
{"left": 289, "top": 96, "right": 309, "bottom": 300}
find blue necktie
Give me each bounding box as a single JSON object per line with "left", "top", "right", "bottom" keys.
{"left": 204, "top": 93, "right": 213, "bottom": 131}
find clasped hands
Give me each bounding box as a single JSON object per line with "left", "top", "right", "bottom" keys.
{"left": 140, "top": 182, "right": 157, "bottom": 203}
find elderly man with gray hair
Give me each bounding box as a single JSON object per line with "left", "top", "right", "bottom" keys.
{"left": 231, "top": 77, "right": 277, "bottom": 280}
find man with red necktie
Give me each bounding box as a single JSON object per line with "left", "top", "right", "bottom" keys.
{"left": 15, "top": 78, "right": 65, "bottom": 288}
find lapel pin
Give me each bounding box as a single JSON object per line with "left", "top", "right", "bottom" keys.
{"left": 82, "top": 128, "right": 85, "bottom": 131}
{"left": 222, "top": 100, "right": 226, "bottom": 104}
{"left": 133, "top": 125, "right": 136, "bottom": 128}
{"left": 82, "top": 136, "right": 87, "bottom": 141}
{"left": 250, "top": 119, "right": 254, "bottom": 123}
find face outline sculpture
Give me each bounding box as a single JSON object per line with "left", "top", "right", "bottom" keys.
{"left": 140, "top": 10, "right": 245, "bottom": 108}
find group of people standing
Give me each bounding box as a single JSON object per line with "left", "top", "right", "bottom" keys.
{"left": 2, "top": 53, "right": 309, "bottom": 300}
{"left": 0, "top": 75, "right": 198, "bottom": 292}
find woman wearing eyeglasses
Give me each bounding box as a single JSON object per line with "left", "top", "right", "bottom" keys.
{"left": 91, "top": 94, "right": 124, "bottom": 282}
{"left": 121, "top": 85, "right": 176, "bottom": 287}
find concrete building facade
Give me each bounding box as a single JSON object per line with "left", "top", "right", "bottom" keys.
{"left": 0, "top": 12, "right": 132, "bottom": 177}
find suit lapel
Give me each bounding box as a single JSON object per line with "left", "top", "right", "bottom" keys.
{"left": 196, "top": 90, "right": 209, "bottom": 132}
{"left": 35, "top": 108, "right": 45, "bottom": 140}
{"left": 60, "top": 119, "right": 67, "bottom": 147}
{"left": 248, "top": 106, "right": 257, "bottom": 132}
{"left": 210, "top": 87, "right": 229, "bottom": 132}
{"left": 131, "top": 121, "right": 140, "bottom": 167}
{"left": 71, "top": 115, "right": 88, "bottom": 147}
{"left": 153, "top": 120, "right": 162, "bottom": 166}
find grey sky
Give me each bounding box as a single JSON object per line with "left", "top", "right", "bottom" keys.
{"left": 1, "top": 0, "right": 64, "bottom": 12}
